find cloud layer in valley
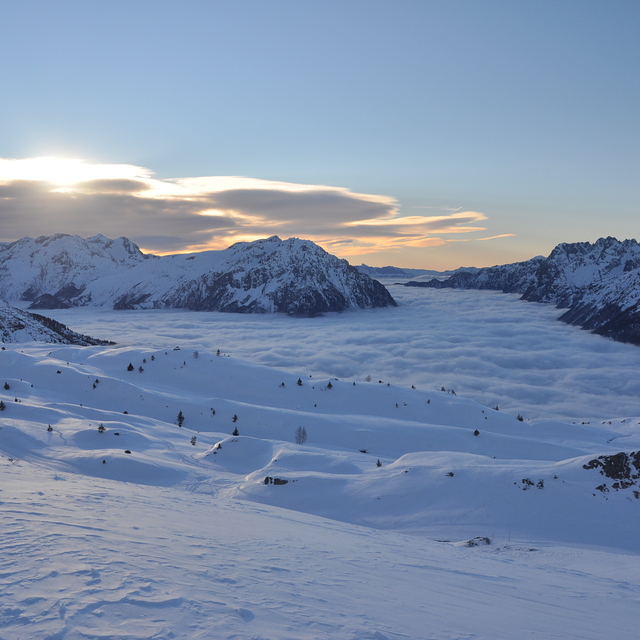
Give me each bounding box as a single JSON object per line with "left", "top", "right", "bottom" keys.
{"left": 0, "top": 157, "right": 499, "bottom": 257}
{"left": 38, "top": 285, "right": 640, "bottom": 424}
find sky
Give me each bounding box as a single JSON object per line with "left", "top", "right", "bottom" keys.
{"left": 0, "top": 0, "right": 639, "bottom": 269}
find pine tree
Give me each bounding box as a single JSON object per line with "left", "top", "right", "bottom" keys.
{"left": 232, "top": 426, "right": 239, "bottom": 436}
{"left": 3, "top": 382, "right": 9, "bottom": 390}
{"left": 295, "top": 426, "right": 308, "bottom": 444}
{"left": 177, "top": 410, "right": 185, "bottom": 427}
{"left": 232, "top": 414, "right": 238, "bottom": 423}
{"left": 127, "top": 363, "right": 134, "bottom": 371}
{"left": 0, "top": 400, "right": 6, "bottom": 411}
{"left": 297, "top": 378, "right": 303, "bottom": 386}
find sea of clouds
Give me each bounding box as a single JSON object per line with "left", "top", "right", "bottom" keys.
{"left": 39, "top": 285, "right": 640, "bottom": 423}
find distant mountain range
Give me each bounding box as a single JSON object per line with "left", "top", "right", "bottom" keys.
{"left": 0, "top": 299, "right": 112, "bottom": 345}
{"left": 357, "top": 263, "right": 479, "bottom": 279}
{"left": 0, "top": 234, "right": 396, "bottom": 317}
{"left": 406, "top": 236, "right": 640, "bottom": 345}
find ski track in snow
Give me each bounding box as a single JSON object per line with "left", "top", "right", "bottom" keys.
{"left": 2, "top": 291, "right": 640, "bottom": 638}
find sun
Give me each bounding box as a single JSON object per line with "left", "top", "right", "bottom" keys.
{"left": 0, "top": 156, "right": 150, "bottom": 186}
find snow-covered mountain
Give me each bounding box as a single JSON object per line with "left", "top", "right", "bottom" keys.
{"left": 0, "top": 234, "right": 396, "bottom": 316}
{"left": 408, "top": 236, "right": 640, "bottom": 345}
{"left": 0, "top": 299, "right": 112, "bottom": 345}
{"left": 0, "top": 233, "right": 151, "bottom": 303}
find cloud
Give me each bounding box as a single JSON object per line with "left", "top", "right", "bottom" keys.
{"left": 0, "top": 157, "right": 510, "bottom": 257}
{"left": 42, "top": 287, "right": 640, "bottom": 423}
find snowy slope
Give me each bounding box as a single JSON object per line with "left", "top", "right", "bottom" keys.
{"left": 409, "top": 236, "right": 640, "bottom": 345}
{"left": 0, "top": 299, "right": 112, "bottom": 345}
{"left": 0, "top": 233, "right": 151, "bottom": 302}
{"left": 2, "top": 339, "right": 640, "bottom": 638}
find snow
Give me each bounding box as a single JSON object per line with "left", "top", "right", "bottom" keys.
{"left": 34, "top": 285, "right": 640, "bottom": 422}
{"left": 0, "top": 234, "right": 149, "bottom": 301}
{"left": 2, "top": 293, "right": 640, "bottom": 639}
{"left": 0, "top": 235, "right": 394, "bottom": 315}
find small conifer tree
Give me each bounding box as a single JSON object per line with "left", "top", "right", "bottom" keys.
{"left": 295, "top": 426, "right": 308, "bottom": 444}
{"left": 98, "top": 424, "right": 105, "bottom": 433}
{"left": 232, "top": 414, "right": 238, "bottom": 423}
{"left": 0, "top": 400, "right": 6, "bottom": 411}
{"left": 327, "top": 381, "right": 333, "bottom": 389}
{"left": 232, "top": 426, "right": 239, "bottom": 436}
{"left": 297, "top": 378, "right": 303, "bottom": 386}
{"left": 127, "top": 363, "right": 134, "bottom": 371}
{"left": 3, "top": 382, "right": 9, "bottom": 390}
{"left": 177, "top": 410, "right": 185, "bottom": 427}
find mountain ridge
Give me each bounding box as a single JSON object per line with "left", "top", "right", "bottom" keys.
{"left": 0, "top": 234, "right": 396, "bottom": 316}
{"left": 0, "top": 299, "right": 113, "bottom": 345}
{"left": 406, "top": 236, "right": 640, "bottom": 345}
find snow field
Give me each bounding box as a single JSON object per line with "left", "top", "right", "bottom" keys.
{"left": 2, "top": 340, "right": 640, "bottom": 638}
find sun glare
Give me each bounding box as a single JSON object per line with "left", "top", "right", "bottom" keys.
{"left": 0, "top": 157, "right": 150, "bottom": 186}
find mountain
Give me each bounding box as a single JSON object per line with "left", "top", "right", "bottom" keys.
{"left": 0, "top": 233, "right": 152, "bottom": 303}
{"left": 357, "top": 263, "right": 479, "bottom": 279}
{"left": 407, "top": 237, "right": 640, "bottom": 345}
{"left": 0, "top": 299, "right": 113, "bottom": 345}
{"left": 0, "top": 234, "right": 396, "bottom": 316}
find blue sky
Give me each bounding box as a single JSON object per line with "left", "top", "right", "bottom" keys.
{"left": 1, "top": 0, "right": 638, "bottom": 268}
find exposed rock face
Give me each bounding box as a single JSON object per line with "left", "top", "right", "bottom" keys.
{"left": 106, "top": 236, "right": 397, "bottom": 316}
{"left": 0, "top": 234, "right": 396, "bottom": 316}
{"left": 0, "top": 300, "right": 113, "bottom": 345}
{"left": 583, "top": 452, "right": 640, "bottom": 495}
{"left": 407, "top": 237, "right": 640, "bottom": 345}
